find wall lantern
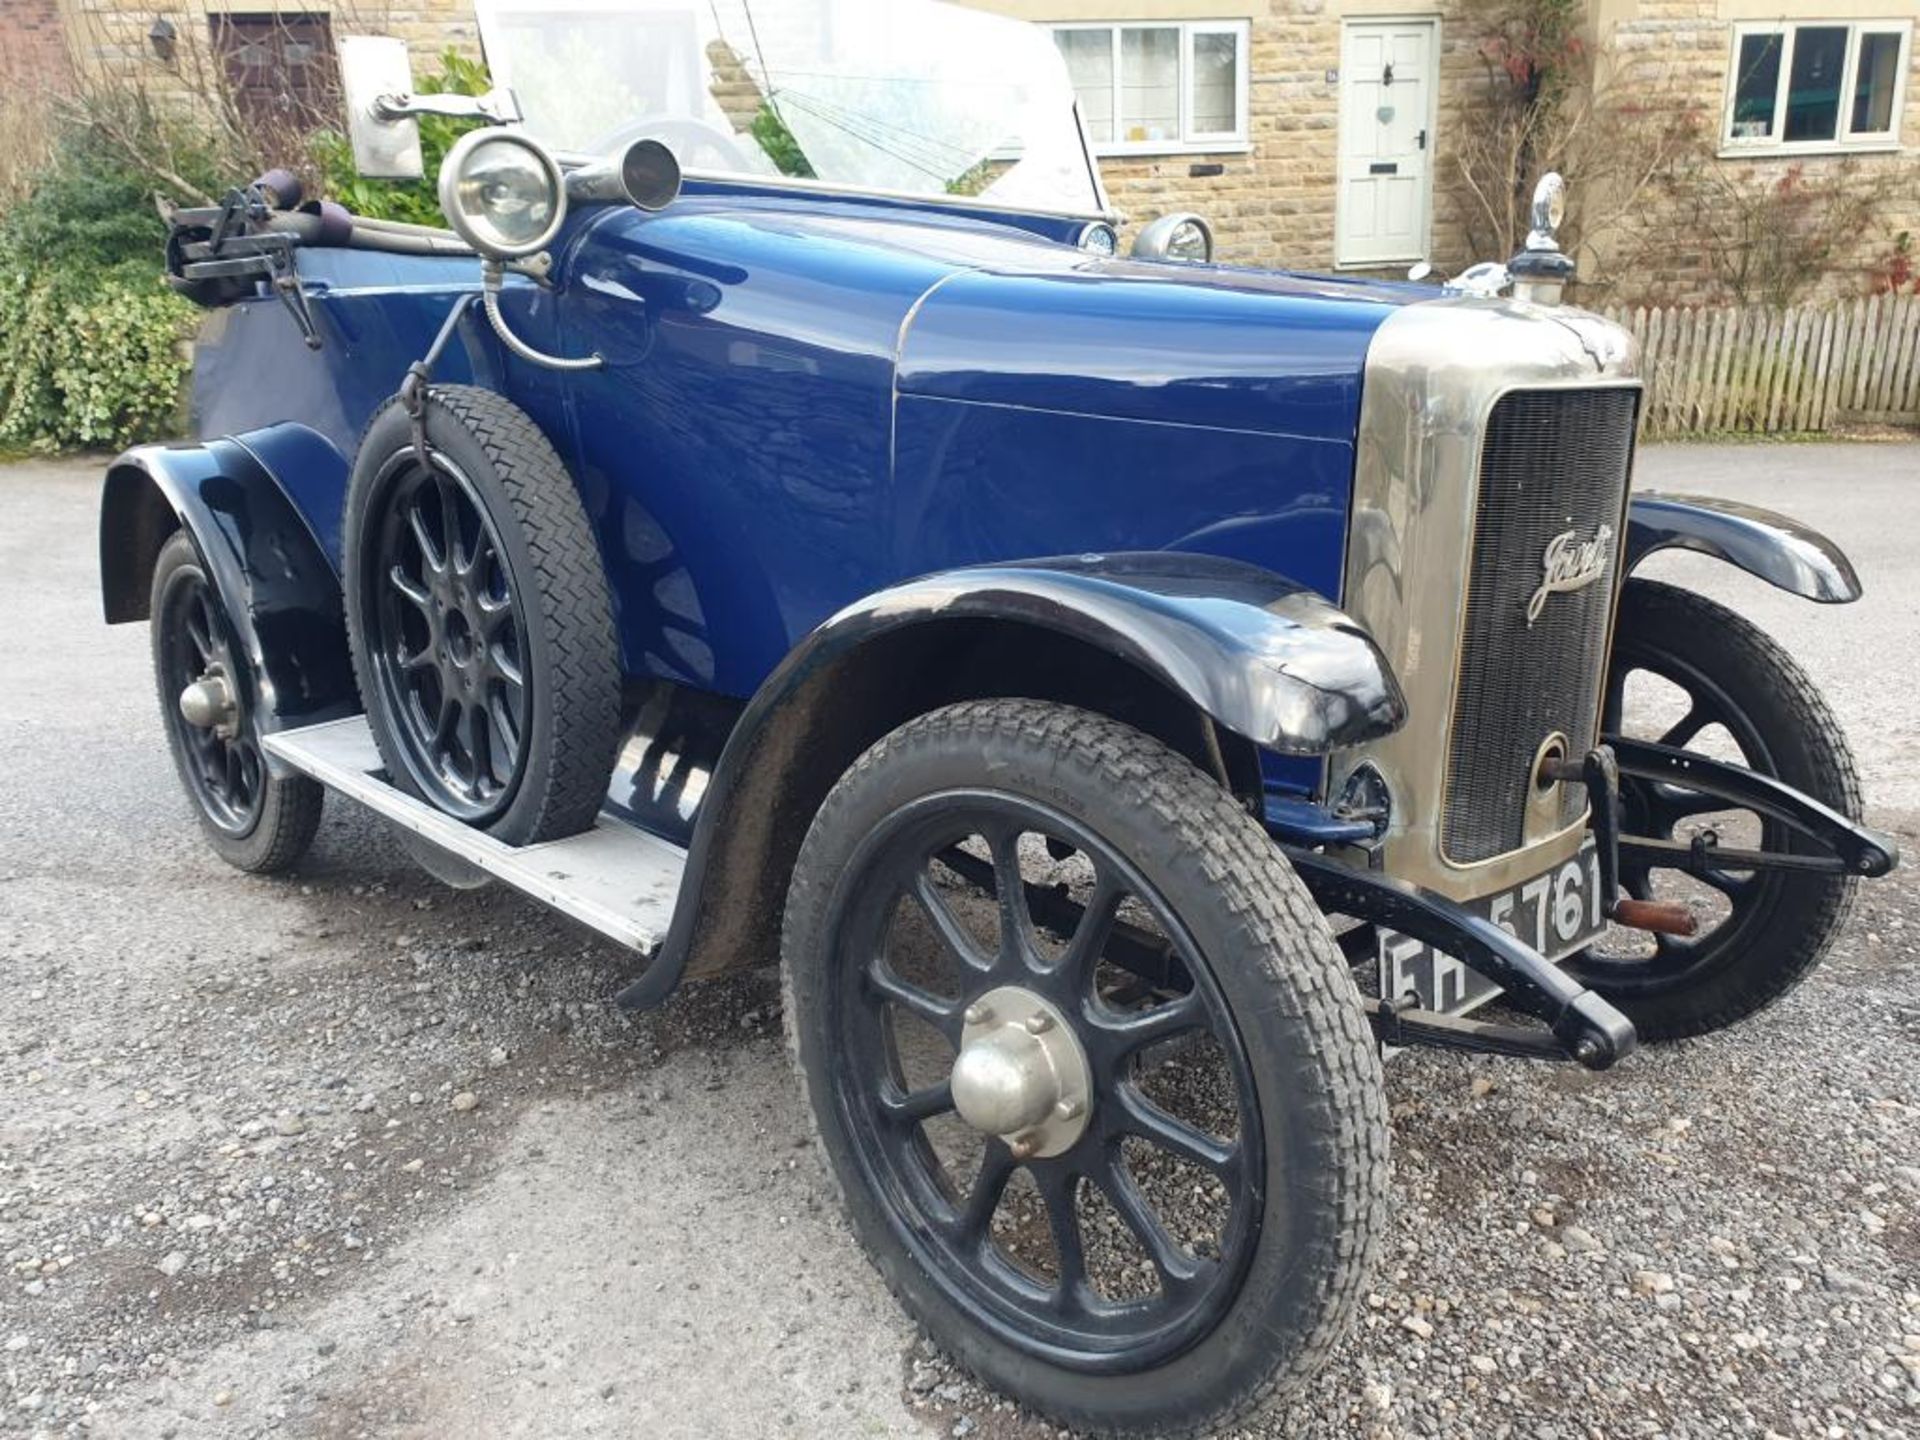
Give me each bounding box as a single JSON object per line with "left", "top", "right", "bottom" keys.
{"left": 148, "top": 16, "right": 177, "bottom": 61}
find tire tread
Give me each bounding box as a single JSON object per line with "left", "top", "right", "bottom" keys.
{"left": 782, "top": 699, "right": 1388, "bottom": 1438}
{"left": 344, "top": 386, "right": 620, "bottom": 843}
{"left": 150, "top": 531, "right": 324, "bottom": 874}
{"left": 1606, "top": 579, "right": 1861, "bottom": 1040}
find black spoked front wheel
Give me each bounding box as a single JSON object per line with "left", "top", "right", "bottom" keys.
{"left": 831, "top": 797, "right": 1264, "bottom": 1370}
{"left": 784, "top": 701, "right": 1387, "bottom": 1436}
{"left": 1567, "top": 579, "right": 1861, "bottom": 1039}
{"left": 150, "top": 532, "right": 322, "bottom": 872}
{"left": 365, "top": 449, "right": 531, "bottom": 823}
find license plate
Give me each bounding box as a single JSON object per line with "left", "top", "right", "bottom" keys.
{"left": 1377, "top": 842, "right": 1605, "bottom": 1015}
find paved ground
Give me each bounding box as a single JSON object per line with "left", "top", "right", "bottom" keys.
{"left": 0, "top": 441, "right": 1916, "bottom": 1439}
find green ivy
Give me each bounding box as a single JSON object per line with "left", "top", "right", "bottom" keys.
{"left": 0, "top": 270, "right": 192, "bottom": 451}
{"left": 1, "top": 113, "right": 224, "bottom": 280}
{"left": 0, "top": 111, "right": 207, "bottom": 452}
{"left": 751, "top": 103, "right": 815, "bottom": 179}
{"left": 309, "top": 49, "right": 491, "bottom": 225}
{"left": 0, "top": 48, "right": 520, "bottom": 454}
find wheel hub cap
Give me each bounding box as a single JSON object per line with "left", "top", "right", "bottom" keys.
{"left": 950, "top": 986, "right": 1090, "bottom": 1159}
{"left": 179, "top": 668, "right": 238, "bottom": 738}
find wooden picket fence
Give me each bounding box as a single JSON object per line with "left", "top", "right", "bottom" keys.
{"left": 1598, "top": 294, "right": 1920, "bottom": 438}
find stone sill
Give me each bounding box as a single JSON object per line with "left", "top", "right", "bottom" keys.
{"left": 1094, "top": 142, "right": 1255, "bottom": 159}
{"left": 1716, "top": 140, "right": 1907, "bottom": 160}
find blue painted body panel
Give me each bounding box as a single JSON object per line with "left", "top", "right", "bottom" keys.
{"left": 191, "top": 183, "right": 1417, "bottom": 790}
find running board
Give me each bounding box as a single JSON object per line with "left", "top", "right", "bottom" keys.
{"left": 261, "top": 717, "right": 685, "bottom": 953}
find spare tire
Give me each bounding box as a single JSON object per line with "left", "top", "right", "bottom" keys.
{"left": 344, "top": 385, "right": 620, "bottom": 844}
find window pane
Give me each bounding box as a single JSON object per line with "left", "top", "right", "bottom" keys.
{"left": 1782, "top": 25, "right": 1847, "bottom": 142}
{"left": 1851, "top": 31, "right": 1902, "bottom": 135}
{"left": 1119, "top": 27, "right": 1179, "bottom": 144}
{"left": 1730, "top": 32, "right": 1782, "bottom": 138}
{"left": 1056, "top": 29, "right": 1116, "bottom": 143}
{"left": 1191, "top": 30, "right": 1239, "bottom": 134}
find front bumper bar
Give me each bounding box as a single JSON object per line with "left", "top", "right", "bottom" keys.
{"left": 1607, "top": 737, "right": 1899, "bottom": 879}
{"left": 1276, "top": 736, "right": 1898, "bottom": 1072}
{"left": 1285, "top": 850, "right": 1638, "bottom": 1070}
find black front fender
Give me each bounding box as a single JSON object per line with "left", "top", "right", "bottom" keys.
{"left": 615, "top": 551, "right": 1405, "bottom": 1008}
{"left": 100, "top": 440, "right": 357, "bottom": 744}
{"left": 819, "top": 552, "right": 1407, "bottom": 756}
{"left": 1627, "top": 493, "right": 1861, "bottom": 602}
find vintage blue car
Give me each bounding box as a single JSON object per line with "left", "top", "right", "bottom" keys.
{"left": 103, "top": 0, "right": 1896, "bottom": 1430}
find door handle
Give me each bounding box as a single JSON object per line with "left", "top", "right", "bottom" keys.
{"left": 1416, "top": 128, "right": 1428, "bottom": 150}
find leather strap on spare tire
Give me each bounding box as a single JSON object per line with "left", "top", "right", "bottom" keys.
{"left": 343, "top": 384, "right": 621, "bottom": 845}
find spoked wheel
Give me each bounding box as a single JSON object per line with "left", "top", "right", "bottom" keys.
{"left": 344, "top": 386, "right": 620, "bottom": 846}
{"left": 364, "top": 449, "right": 531, "bottom": 822}
{"left": 1566, "top": 579, "right": 1861, "bottom": 1040}
{"left": 150, "top": 531, "right": 322, "bottom": 872}
{"left": 784, "top": 700, "right": 1387, "bottom": 1436}
{"left": 835, "top": 800, "right": 1265, "bottom": 1367}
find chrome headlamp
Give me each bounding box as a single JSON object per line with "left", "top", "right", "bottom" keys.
{"left": 438, "top": 127, "right": 566, "bottom": 259}
{"left": 1132, "top": 212, "right": 1213, "bottom": 264}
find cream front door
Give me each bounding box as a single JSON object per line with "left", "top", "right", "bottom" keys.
{"left": 1336, "top": 19, "right": 1436, "bottom": 267}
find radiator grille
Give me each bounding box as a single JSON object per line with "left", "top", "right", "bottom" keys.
{"left": 1441, "top": 388, "right": 1640, "bottom": 863}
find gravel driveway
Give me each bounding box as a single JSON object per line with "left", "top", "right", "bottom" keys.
{"left": 1, "top": 442, "right": 1916, "bottom": 1439}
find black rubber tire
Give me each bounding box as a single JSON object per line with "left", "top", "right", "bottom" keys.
{"left": 782, "top": 699, "right": 1389, "bottom": 1437}
{"left": 1569, "top": 579, "right": 1861, "bottom": 1041}
{"left": 343, "top": 386, "right": 620, "bottom": 845}
{"left": 151, "top": 532, "right": 323, "bottom": 874}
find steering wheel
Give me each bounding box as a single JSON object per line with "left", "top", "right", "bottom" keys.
{"left": 597, "top": 117, "right": 752, "bottom": 174}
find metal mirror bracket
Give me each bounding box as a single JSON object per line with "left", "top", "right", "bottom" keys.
{"left": 374, "top": 88, "right": 524, "bottom": 127}
{"left": 337, "top": 33, "right": 523, "bottom": 181}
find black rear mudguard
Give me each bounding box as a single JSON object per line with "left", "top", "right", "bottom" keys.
{"left": 100, "top": 434, "right": 357, "bottom": 759}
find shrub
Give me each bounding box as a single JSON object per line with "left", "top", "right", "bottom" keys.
{"left": 1869, "top": 231, "right": 1914, "bottom": 297}
{"left": 751, "top": 104, "right": 814, "bottom": 179}
{"left": 1664, "top": 158, "right": 1886, "bottom": 307}
{"left": 2, "top": 129, "right": 200, "bottom": 282}
{"left": 0, "top": 108, "right": 208, "bottom": 452}
{"left": 0, "top": 271, "right": 191, "bottom": 450}
{"left": 1446, "top": 0, "right": 1694, "bottom": 288}
{"left": 309, "top": 49, "right": 490, "bottom": 225}
{"left": 0, "top": 46, "right": 490, "bottom": 453}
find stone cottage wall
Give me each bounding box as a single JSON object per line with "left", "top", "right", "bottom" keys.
{"left": 977, "top": 0, "right": 1492, "bottom": 277}
{"left": 1594, "top": 0, "right": 1920, "bottom": 305}
{"left": 40, "top": 0, "right": 1916, "bottom": 300}
{"left": 56, "top": 0, "right": 1495, "bottom": 274}
{"left": 52, "top": 0, "right": 481, "bottom": 107}
{"left": 1, "top": 0, "right": 74, "bottom": 88}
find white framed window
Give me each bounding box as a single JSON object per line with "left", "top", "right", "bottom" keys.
{"left": 1051, "top": 20, "right": 1251, "bottom": 154}
{"left": 1722, "top": 20, "right": 1911, "bottom": 155}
